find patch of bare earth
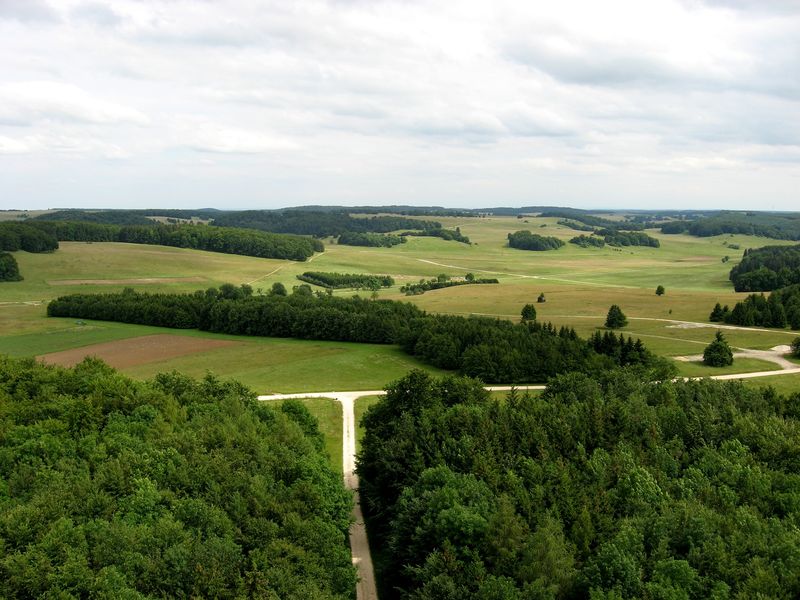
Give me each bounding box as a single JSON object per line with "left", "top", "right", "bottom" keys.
{"left": 37, "top": 334, "right": 240, "bottom": 369}
{"left": 48, "top": 277, "right": 207, "bottom": 285}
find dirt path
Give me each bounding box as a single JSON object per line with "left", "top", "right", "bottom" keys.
{"left": 675, "top": 345, "right": 797, "bottom": 370}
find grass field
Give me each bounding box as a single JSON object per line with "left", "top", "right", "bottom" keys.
{"left": 2, "top": 214, "right": 799, "bottom": 394}
{"left": 285, "top": 398, "right": 343, "bottom": 474}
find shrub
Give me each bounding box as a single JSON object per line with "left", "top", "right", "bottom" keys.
{"left": 605, "top": 304, "right": 628, "bottom": 329}
{"left": 703, "top": 331, "right": 734, "bottom": 367}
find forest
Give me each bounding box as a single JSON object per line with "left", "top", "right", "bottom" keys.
{"left": 600, "top": 230, "right": 661, "bottom": 248}
{"left": 0, "top": 357, "right": 356, "bottom": 599}
{"left": 211, "top": 209, "right": 442, "bottom": 238}
{"left": 728, "top": 245, "right": 800, "bottom": 292}
{"left": 357, "top": 369, "right": 800, "bottom": 599}
{"left": 507, "top": 231, "right": 566, "bottom": 251}
{"left": 46, "top": 285, "right": 669, "bottom": 383}
{"left": 711, "top": 284, "right": 800, "bottom": 329}
{"left": 660, "top": 212, "right": 800, "bottom": 241}
{"left": 296, "top": 271, "right": 395, "bottom": 290}
{"left": 400, "top": 274, "right": 499, "bottom": 296}
{"left": 28, "top": 221, "right": 322, "bottom": 261}
{"left": 337, "top": 231, "right": 406, "bottom": 247}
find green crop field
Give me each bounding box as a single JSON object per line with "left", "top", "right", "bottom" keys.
{"left": 2, "top": 214, "right": 799, "bottom": 394}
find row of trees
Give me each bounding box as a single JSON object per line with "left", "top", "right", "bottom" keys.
{"left": 728, "top": 244, "right": 800, "bottom": 291}
{"left": 400, "top": 274, "right": 499, "bottom": 296}
{"left": 661, "top": 212, "right": 800, "bottom": 240}
{"left": 709, "top": 285, "right": 800, "bottom": 329}
{"left": 0, "top": 357, "right": 356, "bottom": 598}
{"left": 29, "top": 221, "right": 322, "bottom": 261}
{"left": 337, "top": 231, "right": 405, "bottom": 247}
{"left": 357, "top": 369, "right": 800, "bottom": 599}
{"left": 507, "top": 231, "right": 565, "bottom": 251}
{"left": 401, "top": 227, "right": 471, "bottom": 244}
{"left": 600, "top": 230, "right": 661, "bottom": 248}
{"left": 0, "top": 252, "right": 22, "bottom": 281}
{"left": 47, "top": 285, "right": 667, "bottom": 383}
{"left": 0, "top": 222, "right": 59, "bottom": 253}
{"left": 211, "top": 209, "right": 443, "bottom": 238}
{"left": 570, "top": 234, "right": 605, "bottom": 248}
{"left": 296, "top": 271, "right": 395, "bottom": 289}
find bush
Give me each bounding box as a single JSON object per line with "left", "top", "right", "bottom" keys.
{"left": 605, "top": 304, "right": 628, "bottom": 328}
{"left": 0, "top": 251, "right": 22, "bottom": 281}
{"left": 703, "top": 331, "right": 734, "bottom": 366}
{"left": 655, "top": 285, "right": 665, "bottom": 296}
{"left": 521, "top": 303, "right": 537, "bottom": 321}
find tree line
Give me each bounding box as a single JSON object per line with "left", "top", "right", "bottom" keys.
{"left": 508, "top": 231, "right": 566, "bottom": 251}
{"left": 357, "top": 369, "right": 800, "bottom": 599}
{"left": 296, "top": 271, "right": 395, "bottom": 290}
{"left": 710, "top": 284, "right": 800, "bottom": 329}
{"left": 0, "top": 356, "right": 355, "bottom": 599}
{"left": 28, "top": 221, "right": 322, "bottom": 261}
{"left": 599, "top": 229, "right": 661, "bottom": 248}
{"left": 0, "top": 222, "right": 59, "bottom": 253}
{"left": 660, "top": 212, "right": 800, "bottom": 240}
{"left": 400, "top": 273, "right": 499, "bottom": 295}
{"left": 570, "top": 235, "right": 605, "bottom": 248}
{"left": 401, "top": 227, "right": 471, "bottom": 244}
{"left": 47, "top": 285, "right": 668, "bottom": 383}
{"left": 0, "top": 252, "right": 22, "bottom": 281}
{"left": 728, "top": 244, "right": 800, "bottom": 291}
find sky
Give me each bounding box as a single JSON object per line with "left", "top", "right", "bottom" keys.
{"left": 0, "top": 0, "right": 798, "bottom": 211}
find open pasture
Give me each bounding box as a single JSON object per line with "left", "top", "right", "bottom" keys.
{"left": 2, "top": 214, "right": 799, "bottom": 393}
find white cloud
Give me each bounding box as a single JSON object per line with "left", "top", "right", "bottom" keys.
{"left": 0, "top": 0, "right": 798, "bottom": 209}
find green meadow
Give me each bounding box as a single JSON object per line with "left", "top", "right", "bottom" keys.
{"left": 2, "top": 214, "right": 799, "bottom": 394}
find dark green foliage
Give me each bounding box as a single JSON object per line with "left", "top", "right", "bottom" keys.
{"left": 28, "top": 221, "right": 321, "bottom": 261}
{"left": 520, "top": 304, "right": 537, "bottom": 321}
{"left": 213, "top": 209, "right": 442, "bottom": 238}
{"left": 0, "top": 251, "right": 22, "bottom": 281}
{"left": 588, "top": 331, "right": 654, "bottom": 366}
{"left": 605, "top": 304, "right": 628, "bottom": 328}
{"left": 34, "top": 209, "right": 156, "bottom": 225}
{"left": 656, "top": 285, "right": 665, "bottom": 296}
{"left": 703, "top": 331, "right": 734, "bottom": 366}
{"left": 400, "top": 275, "right": 499, "bottom": 296}
{"left": 684, "top": 211, "right": 800, "bottom": 240}
{"left": 358, "top": 370, "right": 800, "bottom": 599}
{"left": 297, "top": 272, "right": 395, "bottom": 290}
{"left": 719, "top": 285, "right": 800, "bottom": 329}
{"left": 0, "top": 357, "right": 356, "bottom": 599}
{"left": 660, "top": 221, "right": 689, "bottom": 234}
{"left": 570, "top": 234, "right": 606, "bottom": 248}
{"left": 47, "top": 285, "right": 665, "bottom": 383}
{"left": 401, "top": 227, "right": 471, "bottom": 244}
{"left": 709, "top": 302, "right": 730, "bottom": 322}
{"left": 270, "top": 282, "right": 288, "bottom": 296}
{"left": 729, "top": 245, "right": 800, "bottom": 291}
{"left": 559, "top": 219, "right": 595, "bottom": 232}
{"left": 537, "top": 292, "right": 546, "bottom": 303}
{"left": 507, "top": 231, "right": 565, "bottom": 251}
{"left": 601, "top": 230, "right": 661, "bottom": 248}
{"left": 0, "top": 222, "right": 59, "bottom": 253}
{"left": 792, "top": 337, "right": 800, "bottom": 357}
{"left": 539, "top": 210, "right": 630, "bottom": 229}
{"left": 338, "top": 231, "right": 406, "bottom": 247}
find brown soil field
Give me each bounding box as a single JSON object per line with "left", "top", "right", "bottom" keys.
{"left": 37, "top": 334, "right": 240, "bottom": 369}
{"left": 48, "top": 277, "right": 207, "bottom": 285}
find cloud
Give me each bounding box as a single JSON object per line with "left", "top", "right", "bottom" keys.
{"left": 0, "top": 81, "right": 149, "bottom": 125}
{"left": 0, "top": 0, "right": 59, "bottom": 23}
{"left": 181, "top": 123, "right": 299, "bottom": 154}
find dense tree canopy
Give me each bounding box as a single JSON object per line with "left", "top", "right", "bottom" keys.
{"left": 358, "top": 370, "right": 800, "bottom": 599}
{"left": 570, "top": 235, "right": 605, "bottom": 248}
{"left": 0, "top": 357, "right": 356, "bottom": 599}
{"left": 297, "top": 272, "right": 395, "bottom": 290}
{"left": 507, "top": 231, "right": 565, "bottom": 251}
{"left": 0, "top": 222, "right": 59, "bottom": 253}
{"left": 28, "top": 221, "right": 321, "bottom": 261}
{"left": 600, "top": 230, "right": 661, "bottom": 248}
{"left": 714, "top": 285, "right": 800, "bottom": 330}
{"left": 666, "top": 212, "right": 800, "bottom": 240}
{"left": 728, "top": 245, "right": 800, "bottom": 292}
{"left": 337, "top": 231, "right": 405, "bottom": 247}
